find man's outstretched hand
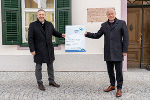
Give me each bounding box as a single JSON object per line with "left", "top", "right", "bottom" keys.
{"left": 123, "top": 53, "right": 127, "bottom": 56}
{"left": 31, "top": 51, "right": 36, "bottom": 56}
{"left": 84, "top": 32, "right": 87, "bottom": 36}
{"left": 62, "top": 34, "right": 65, "bottom": 38}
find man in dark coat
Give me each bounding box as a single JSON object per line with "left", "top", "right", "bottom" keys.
{"left": 85, "top": 8, "right": 129, "bottom": 97}
{"left": 28, "top": 9, "right": 65, "bottom": 91}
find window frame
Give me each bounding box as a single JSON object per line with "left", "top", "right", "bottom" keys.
{"left": 21, "top": 0, "right": 58, "bottom": 47}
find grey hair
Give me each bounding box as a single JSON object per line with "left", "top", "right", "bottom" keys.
{"left": 106, "top": 8, "right": 116, "bottom": 15}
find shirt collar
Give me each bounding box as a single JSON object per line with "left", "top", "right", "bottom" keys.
{"left": 108, "top": 18, "right": 117, "bottom": 24}
{"left": 37, "top": 19, "right": 45, "bottom": 24}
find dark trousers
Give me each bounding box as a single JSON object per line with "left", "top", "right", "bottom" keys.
{"left": 106, "top": 61, "right": 123, "bottom": 89}
{"left": 35, "top": 62, "right": 54, "bottom": 84}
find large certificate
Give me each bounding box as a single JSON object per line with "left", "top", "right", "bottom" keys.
{"left": 65, "top": 25, "right": 86, "bottom": 52}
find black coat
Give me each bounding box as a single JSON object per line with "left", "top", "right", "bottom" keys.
{"left": 86, "top": 18, "right": 129, "bottom": 61}
{"left": 28, "top": 20, "right": 62, "bottom": 64}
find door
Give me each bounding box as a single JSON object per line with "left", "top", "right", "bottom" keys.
{"left": 127, "top": 7, "right": 150, "bottom": 68}
{"left": 143, "top": 8, "right": 150, "bottom": 66}
{"left": 127, "top": 8, "right": 142, "bottom": 68}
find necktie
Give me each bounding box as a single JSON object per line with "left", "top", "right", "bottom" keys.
{"left": 110, "top": 23, "right": 112, "bottom": 29}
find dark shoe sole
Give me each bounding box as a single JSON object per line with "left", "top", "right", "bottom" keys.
{"left": 38, "top": 88, "right": 45, "bottom": 91}
{"left": 49, "top": 84, "right": 60, "bottom": 88}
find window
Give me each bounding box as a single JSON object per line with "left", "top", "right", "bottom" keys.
{"left": 1, "top": 0, "right": 71, "bottom": 46}
{"left": 22, "top": 0, "right": 56, "bottom": 43}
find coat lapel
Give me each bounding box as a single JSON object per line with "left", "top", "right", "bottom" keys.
{"left": 45, "top": 21, "right": 53, "bottom": 36}
{"left": 105, "top": 22, "right": 111, "bottom": 31}
{"left": 36, "top": 21, "right": 46, "bottom": 36}
{"left": 111, "top": 19, "right": 119, "bottom": 30}
{"left": 105, "top": 19, "right": 119, "bottom": 31}
{"left": 44, "top": 21, "right": 49, "bottom": 35}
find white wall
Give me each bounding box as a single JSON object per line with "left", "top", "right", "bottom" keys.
{"left": 0, "top": 0, "right": 121, "bottom": 55}
{"left": 0, "top": 0, "right": 122, "bottom": 71}
{"left": 72, "top": 0, "right": 121, "bottom": 54}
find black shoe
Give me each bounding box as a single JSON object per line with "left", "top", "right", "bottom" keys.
{"left": 146, "top": 65, "right": 150, "bottom": 71}
{"left": 38, "top": 83, "right": 45, "bottom": 91}
{"left": 49, "top": 82, "right": 60, "bottom": 88}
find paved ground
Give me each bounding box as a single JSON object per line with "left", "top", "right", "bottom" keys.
{"left": 0, "top": 68, "right": 150, "bottom": 100}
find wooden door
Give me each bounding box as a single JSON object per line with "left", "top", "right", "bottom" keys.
{"left": 143, "top": 8, "right": 150, "bottom": 66}
{"left": 127, "top": 8, "right": 142, "bottom": 68}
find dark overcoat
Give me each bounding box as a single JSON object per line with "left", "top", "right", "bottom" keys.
{"left": 86, "top": 18, "right": 129, "bottom": 61}
{"left": 28, "top": 20, "right": 62, "bottom": 64}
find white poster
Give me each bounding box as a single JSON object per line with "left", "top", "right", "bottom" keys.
{"left": 65, "top": 25, "right": 86, "bottom": 52}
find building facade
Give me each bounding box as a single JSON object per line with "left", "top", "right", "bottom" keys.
{"left": 0, "top": 0, "right": 128, "bottom": 71}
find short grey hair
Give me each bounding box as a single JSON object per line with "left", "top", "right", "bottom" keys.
{"left": 106, "top": 8, "right": 116, "bottom": 15}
